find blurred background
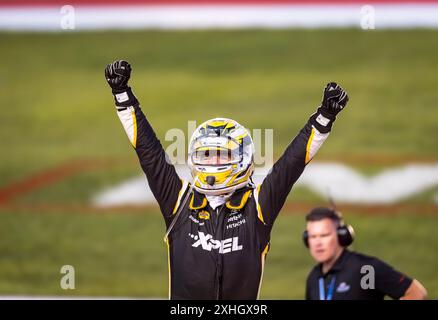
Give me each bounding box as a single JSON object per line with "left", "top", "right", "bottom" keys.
{"left": 1, "top": 0, "right": 438, "bottom": 299}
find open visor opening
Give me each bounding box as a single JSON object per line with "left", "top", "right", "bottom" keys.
{"left": 191, "top": 147, "right": 242, "bottom": 166}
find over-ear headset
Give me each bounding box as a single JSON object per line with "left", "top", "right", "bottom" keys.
{"left": 302, "top": 207, "right": 355, "bottom": 248}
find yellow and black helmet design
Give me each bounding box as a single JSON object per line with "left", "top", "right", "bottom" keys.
{"left": 188, "top": 118, "right": 255, "bottom": 196}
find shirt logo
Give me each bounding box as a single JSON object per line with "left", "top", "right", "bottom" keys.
{"left": 227, "top": 213, "right": 242, "bottom": 222}
{"left": 226, "top": 213, "right": 246, "bottom": 229}
{"left": 198, "top": 210, "right": 210, "bottom": 220}
{"left": 336, "top": 282, "right": 351, "bottom": 293}
{"left": 189, "top": 232, "right": 243, "bottom": 254}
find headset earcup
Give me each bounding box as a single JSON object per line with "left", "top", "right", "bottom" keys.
{"left": 337, "top": 225, "right": 354, "bottom": 247}
{"left": 302, "top": 230, "right": 309, "bottom": 248}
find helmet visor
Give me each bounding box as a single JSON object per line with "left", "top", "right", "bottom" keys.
{"left": 191, "top": 147, "right": 241, "bottom": 166}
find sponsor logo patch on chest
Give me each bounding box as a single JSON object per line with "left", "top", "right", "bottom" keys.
{"left": 226, "top": 213, "right": 246, "bottom": 229}
{"left": 189, "top": 231, "right": 243, "bottom": 254}
{"left": 198, "top": 210, "right": 210, "bottom": 220}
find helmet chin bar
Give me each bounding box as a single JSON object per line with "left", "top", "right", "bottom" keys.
{"left": 206, "top": 175, "right": 216, "bottom": 186}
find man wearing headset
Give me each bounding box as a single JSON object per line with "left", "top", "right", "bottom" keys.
{"left": 105, "top": 59, "right": 349, "bottom": 299}
{"left": 304, "top": 207, "right": 428, "bottom": 300}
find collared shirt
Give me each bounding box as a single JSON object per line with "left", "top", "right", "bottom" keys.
{"left": 306, "top": 249, "right": 413, "bottom": 300}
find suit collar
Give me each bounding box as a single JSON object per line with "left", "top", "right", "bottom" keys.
{"left": 189, "top": 186, "right": 253, "bottom": 211}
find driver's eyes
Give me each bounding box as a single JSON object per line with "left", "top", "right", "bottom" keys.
{"left": 219, "top": 151, "right": 232, "bottom": 160}
{"left": 206, "top": 150, "right": 229, "bottom": 158}
{"left": 196, "top": 149, "right": 233, "bottom": 162}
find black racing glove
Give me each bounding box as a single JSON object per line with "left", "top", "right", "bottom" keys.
{"left": 105, "top": 60, "right": 138, "bottom": 110}
{"left": 310, "top": 82, "right": 349, "bottom": 133}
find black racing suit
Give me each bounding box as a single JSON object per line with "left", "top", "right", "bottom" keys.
{"left": 113, "top": 89, "right": 332, "bottom": 299}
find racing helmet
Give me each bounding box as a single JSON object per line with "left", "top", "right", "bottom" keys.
{"left": 188, "top": 118, "right": 255, "bottom": 196}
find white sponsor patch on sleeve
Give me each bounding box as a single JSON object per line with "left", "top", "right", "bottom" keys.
{"left": 305, "top": 126, "right": 330, "bottom": 164}
{"left": 316, "top": 113, "right": 331, "bottom": 127}
{"left": 117, "top": 106, "right": 137, "bottom": 147}
{"left": 115, "top": 92, "right": 129, "bottom": 103}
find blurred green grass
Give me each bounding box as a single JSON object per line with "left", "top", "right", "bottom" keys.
{"left": 2, "top": 29, "right": 438, "bottom": 185}
{"left": 1, "top": 29, "right": 438, "bottom": 298}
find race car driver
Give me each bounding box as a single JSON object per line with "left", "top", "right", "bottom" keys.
{"left": 104, "top": 59, "right": 349, "bottom": 300}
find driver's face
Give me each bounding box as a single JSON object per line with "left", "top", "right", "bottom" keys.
{"left": 198, "top": 149, "right": 232, "bottom": 165}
